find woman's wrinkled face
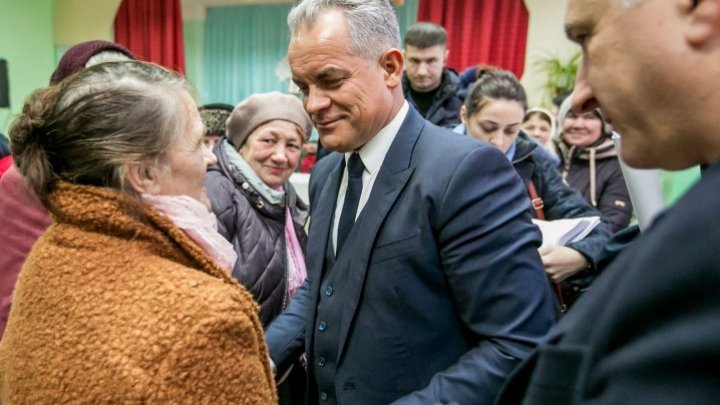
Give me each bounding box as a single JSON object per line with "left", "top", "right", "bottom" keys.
{"left": 523, "top": 113, "right": 553, "bottom": 145}
{"left": 239, "top": 119, "right": 304, "bottom": 189}
{"left": 463, "top": 99, "right": 525, "bottom": 154}
{"left": 154, "top": 93, "right": 217, "bottom": 204}
{"left": 562, "top": 110, "right": 603, "bottom": 148}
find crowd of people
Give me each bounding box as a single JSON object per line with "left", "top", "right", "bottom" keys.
{"left": 0, "top": 0, "right": 718, "bottom": 403}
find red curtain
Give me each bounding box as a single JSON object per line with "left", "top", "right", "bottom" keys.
{"left": 114, "top": 0, "right": 185, "bottom": 74}
{"left": 417, "top": 0, "right": 529, "bottom": 78}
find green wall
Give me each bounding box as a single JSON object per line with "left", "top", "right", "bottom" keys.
{"left": 0, "top": 0, "right": 55, "bottom": 133}
{"left": 183, "top": 19, "right": 205, "bottom": 103}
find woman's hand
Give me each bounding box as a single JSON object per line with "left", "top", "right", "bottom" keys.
{"left": 539, "top": 246, "right": 588, "bottom": 283}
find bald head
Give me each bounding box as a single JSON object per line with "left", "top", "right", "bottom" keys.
{"left": 566, "top": 0, "right": 720, "bottom": 169}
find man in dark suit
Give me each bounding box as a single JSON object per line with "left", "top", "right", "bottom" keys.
{"left": 497, "top": 0, "right": 720, "bottom": 403}
{"left": 264, "top": 1, "right": 557, "bottom": 403}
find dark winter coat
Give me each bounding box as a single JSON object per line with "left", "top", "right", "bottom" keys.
{"left": 457, "top": 65, "right": 478, "bottom": 100}
{"left": 205, "top": 141, "right": 309, "bottom": 326}
{"left": 554, "top": 136, "right": 633, "bottom": 232}
{"left": 402, "top": 68, "right": 463, "bottom": 128}
{"left": 513, "top": 133, "right": 613, "bottom": 305}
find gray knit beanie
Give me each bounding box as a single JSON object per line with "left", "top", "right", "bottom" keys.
{"left": 226, "top": 92, "right": 313, "bottom": 149}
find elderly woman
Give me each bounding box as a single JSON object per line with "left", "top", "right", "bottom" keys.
{"left": 457, "top": 68, "right": 613, "bottom": 309}
{"left": 205, "top": 92, "right": 312, "bottom": 327}
{"left": 205, "top": 92, "right": 311, "bottom": 405}
{"left": 0, "top": 61, "right": 276, "bottom": 403}
{"left": 0, "top": 40, "right": 134, "bottom": 338}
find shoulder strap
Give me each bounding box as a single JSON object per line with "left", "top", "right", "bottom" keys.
{"left": 527, "top": 180, "right": 568, "bottom": 311}
{"left": 527, "top": 180, "right": 545, "bottom": 220}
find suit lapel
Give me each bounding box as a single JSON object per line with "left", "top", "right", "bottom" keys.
{"left": 334, "top": 107, "right": 425, "bottom": 362}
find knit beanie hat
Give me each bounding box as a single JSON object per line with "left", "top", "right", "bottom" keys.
{"left": 199, "top": 103, "right": 234, "bottom": 137}
{"left": 50, "top": 40, "right": 135, "bottom": 85}
{"left": 226, "top": 92, "right": 313, "bottom": 149}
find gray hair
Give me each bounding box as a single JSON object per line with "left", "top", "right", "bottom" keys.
{"left": 10, "top": 61, "right": 189, "bottom": 209}
{"left": 288, "top": 0, "right": 401, "bottom": 62}
{"left": 84, "top": 50, "right": 133, "bottom": 68}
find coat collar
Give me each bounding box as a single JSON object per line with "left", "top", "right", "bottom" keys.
{"left": 210, "top": 140, "right": 309, "bottom": 225}
{"left": 49, "top": 181, "right": 237, "bottom": 284}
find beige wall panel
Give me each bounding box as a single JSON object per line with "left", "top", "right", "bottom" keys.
{"left": 54, "top": 0, "right": 122, "bottom": 45}
{"left": 522, "top": 0, "right": 579, "bottom": 106}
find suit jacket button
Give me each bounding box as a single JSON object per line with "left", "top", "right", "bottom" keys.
{"left": 318, "top": 321, "right": 327, "bottom": 332}
{"left": 318, "top": 356, "right": 326, "bottom": 367}
{"left": 320, "top": 392, "right": 329, "bottom": 401}
{"left": 325, "top": 286, "right": 334, "bottom": 296}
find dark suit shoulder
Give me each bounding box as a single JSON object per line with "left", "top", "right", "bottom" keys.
{"left": 310, "top": 152, "right": 342, "bottom": 182}
{"left": 413, "top": 122, "right": 508, "bottom": 176}
{"left": 503, "top": 162, "right": 720, "bottom": 404}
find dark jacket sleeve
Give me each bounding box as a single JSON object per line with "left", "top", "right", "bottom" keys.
{"left": 394, "top": 146, "right": 557, "bottom": 404}
{"left": 596, "top": 159, "right": 633, "bottom": 232}
{"left": 264, "top": 158, "right": 332, "bottom": 375}
{"left": 204, "top": 170, "right": 255, "bottom": 285}
{"left": 533, "top": 150, "right": 613, "bottom": 265}
{"left": 205, "top": 170, "right": 237, "bottom": 242}
{"left": 265, "top": 278, "right": 310, "bottom": 376}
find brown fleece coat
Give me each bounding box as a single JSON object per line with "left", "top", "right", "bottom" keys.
{"left": 0, "top": 182, "right": 277, "bottom": 404}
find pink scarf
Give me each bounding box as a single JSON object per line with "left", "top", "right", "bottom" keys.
{"left": 142, "top": 194, "right": 237, "bottom": 272}
{"left": 285, "top": 206, "right": 307, "bottom": 300}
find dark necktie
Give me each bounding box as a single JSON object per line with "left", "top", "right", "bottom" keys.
{"left": 337, "top": 153, "right": 364, "bottom": 254}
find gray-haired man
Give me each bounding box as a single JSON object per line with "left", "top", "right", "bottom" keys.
{"left": 265, "top": 0, "right": 557, "bottom": 404}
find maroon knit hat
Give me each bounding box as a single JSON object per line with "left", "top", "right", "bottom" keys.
{"left": 50, "top": 40, "right": 135, "bottom": 85}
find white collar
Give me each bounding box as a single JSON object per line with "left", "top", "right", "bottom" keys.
{"left": 345, "top": 101, "right": 409, "bottom": 175}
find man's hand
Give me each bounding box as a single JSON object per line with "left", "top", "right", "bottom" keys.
{"left": 539, "top": 246, "right": 588, "bottom": 283}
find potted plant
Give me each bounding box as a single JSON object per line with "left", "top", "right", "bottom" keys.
{"left": 533, "top": 51, "right": 581, "bottom": 107}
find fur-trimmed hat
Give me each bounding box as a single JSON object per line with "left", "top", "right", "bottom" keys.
{"left": 50, "top": 40, "right": 135, "bottom": 85}
{"left": 226, "top": 92, "right": 312, "bottom": 149}
{"left": 524, "top": 107, "right": 557, "bottom": 140}
{"left": 199, "top": 103, "right": 233, "bottom": 137}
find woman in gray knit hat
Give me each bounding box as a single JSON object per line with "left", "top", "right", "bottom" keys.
{"left": 205, "top": 92, "right": 312, "bottom": 404}
{"left": 205, "top": 92, "right": 313, "bottom": 325}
